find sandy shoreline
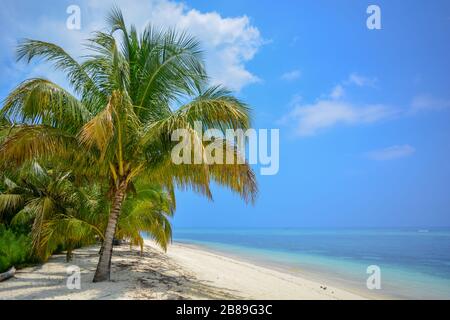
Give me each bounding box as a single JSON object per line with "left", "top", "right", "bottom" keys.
{"left": 0, "top": 241, "right": 366, "bottom": 300}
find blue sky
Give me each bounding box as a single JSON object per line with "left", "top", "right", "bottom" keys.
{"left": 1, "top": 0, "right": 449, "bottom": 228}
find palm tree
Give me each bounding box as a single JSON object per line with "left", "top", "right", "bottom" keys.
{"left": 0, "top": 162, "right": 103, "bottom": 261}
{"left": 0, "top": 162, "right": 175, "bottom": 262}
{"left": 0, "top": 7, "right": 257, "bottom": 282}
{"left": 117, "top": 180, "right": 174, "bottom": 253}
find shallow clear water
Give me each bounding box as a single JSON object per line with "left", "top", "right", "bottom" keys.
{"left": 168, "top": 228, "right": 450, "bottom": 299}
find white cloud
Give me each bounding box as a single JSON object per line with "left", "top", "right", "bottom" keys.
{"left": 290, "top": 36, "right": 300, "bottom": 46}
{"left": 330, "top": 85, "right": 345, "bottom": 100}
{"left": 2, "top": 0, "right": 264, "bottom": 92}
{"left": 285, "top": 91, "right": 450, "bottom": 137}
{"left": 365, "top": 145, "right": 415, "bottom": 161}
{"left": 280, "top": 71, "right": 450, "bottom": 138}
{"left": 281, "top": 69, "right": 301, "bottom": 81}
{"left": 138, "top": 0, "right": 263, "bottom": 91}
{"left": 411, "top": 95, "right": 450, "bottom": 113}
{"left": 287, "top": 100, "right": 395, "bottom": 136}
{"left": 346, "top": 73, "right": 377, "bottom": 87}
{"left": 280, "top": 72, "right": 402, "bottom": 136}
{"left": 325, "top": 73, "right": 375, "bottom": 101}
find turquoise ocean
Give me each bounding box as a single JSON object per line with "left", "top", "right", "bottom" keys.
{"left": 168, "top": 228, "right": 450, "bottom": 299}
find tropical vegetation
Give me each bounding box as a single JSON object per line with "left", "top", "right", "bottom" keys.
{"left": 0, "top": 7, "right": 257, "bottom": 282}
{"left": 0, "top": 225, "right": 32, "bottom": 273}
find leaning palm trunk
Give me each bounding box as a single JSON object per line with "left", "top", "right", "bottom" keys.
{"left": 93, "top": 179, "right": 128, "bottom": 282}
{"left": 66, "top": 247, "right": 73, "bottom": 262}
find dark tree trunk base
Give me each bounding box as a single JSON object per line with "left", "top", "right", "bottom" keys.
{"left": 0, "top": 267, "right": 16, "bottom": 282}
{"left": 93, "top": 179, "right": 128, "bottom": 283}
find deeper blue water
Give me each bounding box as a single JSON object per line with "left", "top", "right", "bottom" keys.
{"left": 170, "top": 228, "right": 450, "bottom": 299}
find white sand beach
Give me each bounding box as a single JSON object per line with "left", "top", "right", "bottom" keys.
{"left": 0, "top": 241, "right": 366, "bottom": 300}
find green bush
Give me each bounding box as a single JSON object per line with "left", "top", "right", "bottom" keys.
{"left": 0, "top": 225, "right": 32, "bottom": 273}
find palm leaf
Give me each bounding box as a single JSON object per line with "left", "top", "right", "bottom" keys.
{"left": 16, "top": 39, "right": 104, "bottom": 107}
{"left": 1, "top": 78, "right": 91, "bottom": 132}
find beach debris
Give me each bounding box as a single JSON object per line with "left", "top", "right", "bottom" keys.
{"left": 0, "top": 267, "right": 16, "bottom": 282}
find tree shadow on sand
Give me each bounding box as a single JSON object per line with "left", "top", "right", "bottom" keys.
{"left": 0, "top": 244, "right": 242, "bottom": 300}
{"left": 111, "top": 245, "right": 242, "bottom": 299}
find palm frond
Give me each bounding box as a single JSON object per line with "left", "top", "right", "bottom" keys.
{"left": 78, "top": 97, "right": 115, "bottom": 157}
{"left": 135, "top": 26, "right": 207, "bottom": 113}
{"left": 16, "top": 39, "right": 103, "bottom": 106}
{"left": 0, "top": 125, "right": 79, "bottom": 166}
{"left": 1, "top": 78, "right": 91, "bottom": 132}
{"left": 83, "top": 30, "right": 130, "bottom": 94}
{"left": 176, "top": 86, "right": 251, "bottom": 130}
{"left": 0, "top": 194, "right": 24, "bottom": 215}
